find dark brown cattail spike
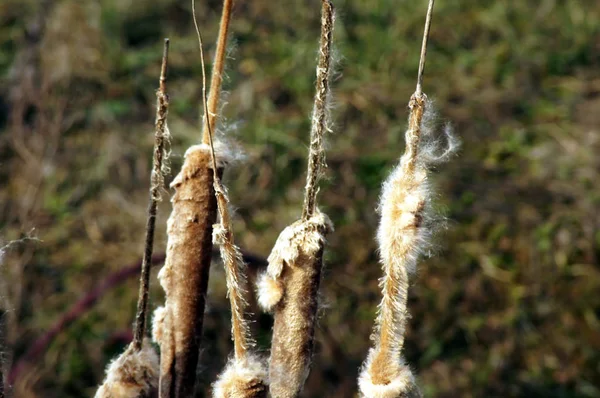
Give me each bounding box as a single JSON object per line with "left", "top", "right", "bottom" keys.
{"left": 151, "top": 1, "right": 234, "bottom": 397}
{"left": 154, "top": 145, "right": 219, "bottom": 398}
{"left": 358, "top": 1, "right": 458, "bottom": 397}
{"left": 257, "top": 2, "right": 335, "bottom": 397}
{"left": 194, "top": 2, "right": 268, "bottom": 396}
{"left": 133, "top": 38, "right": 171, "bottom": 352}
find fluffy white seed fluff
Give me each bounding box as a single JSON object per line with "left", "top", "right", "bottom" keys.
{"left": 358, "top": 350, "right": 420, "bottom": 398}
{"left": 95, "top": 339, "right": 159, "bottom": 398}
{"left": 151, "top": 305, "right": 167, "bottom": 344}
{"left": 256, "top": 272, "right": 284, "bottom": 312}
{"left": 212, "top": 355, "right": 269, "bottom": 398}
{"left": 265, "top": 211, "right": 333, "bottom": 279}
{"left": 257, "top": 211, "right": 333, "bottom": 311}
{"left": 360, "top": 98, "right": 458, "bottom": 398}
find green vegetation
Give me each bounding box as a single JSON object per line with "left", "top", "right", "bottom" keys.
{"left": 1, "top": 0, "right": 599, "bottom": 397}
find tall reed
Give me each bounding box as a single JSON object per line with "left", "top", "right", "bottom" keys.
{"left": 152, "top": 1, "right": 233, "bottom": 396}
{"left": 95, "top": 38, "right": 171, "bottom": 398}
{"left": 358, "top": 1, "right": 458, "bottom": 397}
{"left": 257, "top": 1, "right": 335, "bottom": 397}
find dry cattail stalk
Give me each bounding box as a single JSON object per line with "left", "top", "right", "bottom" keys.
{"left": 95, "top": 38, "right": 171, "bottom": 398}
{"left": 358, "top": 1, "right": 458, "bottom": 397}
{"left": 95, "top": 338, "right": 159, "bottom": 398}
{"left": 133, "top": 38, "right": 172, "bottom": 352}
{"left": 203, "top": 0, "right": 233, "bottom": 144}
{"left": 153, "top": 144, "right": 218, "bottom": 398}
{"left": 193, "top": 2, "right": 268, "bottom": 396}
{"left": 257, "top": 1, "right": 335, "bottom": 397}
{"left": 152, "top": 1, "right": 234, "bottom": 397}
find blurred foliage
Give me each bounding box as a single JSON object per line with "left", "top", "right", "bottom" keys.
{"left": 1, "top": 0, "right": 600, "bottom": 397}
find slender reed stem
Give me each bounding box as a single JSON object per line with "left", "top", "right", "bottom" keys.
{"left": 415, "top": 0, "right": 435, "bottom": 98}
{"left": 201, "top": 0, "right": 233, "bottom": 145}
{"left": 133, "top": 38, "right": 170, "bottom": 352}
{"left": 301, "top": 0, "right": 334, "bottom": 221}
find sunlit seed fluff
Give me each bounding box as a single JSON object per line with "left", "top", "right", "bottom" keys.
{"left": 151, "top": 305, "right": 167, "bottom": 345}
{"left": 257, "top": 212, "right": 333, "bottom": 311}
{"left": 256, "top": 272, "right": 284, "bottom": 312}
{"left": 360, "top": 97, "right": 458, "bottom": 398}
{"left": 256, "top": 213, "right": 331, "bottom": 312}
{"left": 212, "top": 356, "right": 269, "bottom": 398}
{"left": 95, "top": 339, "right": 159, "bottom": 398}
{"left": 358, "top": 352, "right": 421, "bottom": 398}
{"left": 264, "top": 211, "right": 333, "bottom": 281}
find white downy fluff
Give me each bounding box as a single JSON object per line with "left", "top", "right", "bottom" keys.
{"left": 358, "top": 351, "right": 419, "bottom": 398}
{"left": 212, "top": 356, "right": 269, "bottom": 398}
{"left": 95, "top": 339, "right": 159, "bottom": 398}
{"left": 256, "top": 211, "right": 333, "bottom": 312}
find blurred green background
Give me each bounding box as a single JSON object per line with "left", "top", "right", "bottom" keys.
{"left": 1, "top": 0, "right": 599, "bottom": 396}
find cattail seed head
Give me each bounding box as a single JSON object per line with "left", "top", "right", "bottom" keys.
{"left": 95, "top": 339, "right": 159, "bottom": 398}
{"left": 213, "top": 356, "right": 269, "bottom": 398}
{"left": 263, "top": 211, "right": 333, "bottom": 398}
{"left": 359, "top": 97, "right": 457, "bottom": 398}
{"left": 358, "top": 353, "right": 421, "bottom": 398}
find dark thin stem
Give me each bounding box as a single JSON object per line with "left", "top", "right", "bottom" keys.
{"left": 415, "top": 0, "right": 435, "bottom": 97}
{"left": 133, "top": 38, "right": 170, "bottom": 351}
{"left": 301, "top": 0, "right": 334, "bottom": 221}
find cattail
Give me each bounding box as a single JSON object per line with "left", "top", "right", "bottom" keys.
{"left": 257, "top": 1, "right": 335, "bottom": 397}
{"left": 192, "top": 2, "right": 269, "bottom": 395}
{"left": 95, "top": 339, "right": 159, "bottom": 398}
{"left": 358, "top": 1, "right": 458, "bottom": 397}
{"left": 154, "top": 144, "right": 219, "bottom": 398}
{"left": 95, "top": 38, "right": 171, "bottom": 398}
{"left": 152, "top": 1, "right": 233, "bottom": 396}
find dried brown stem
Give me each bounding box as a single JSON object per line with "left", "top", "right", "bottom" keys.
{"left": 133, "top": 38, "right": 171, "bottom": 352}
{"left": 415, "top": 0, "right": 435, "bottom": 98}
{"left": 301, "top": 0, "right": 334, "bottom": 221}
{"left": 201, "top": 0, "right": 233, "bottom": 145}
